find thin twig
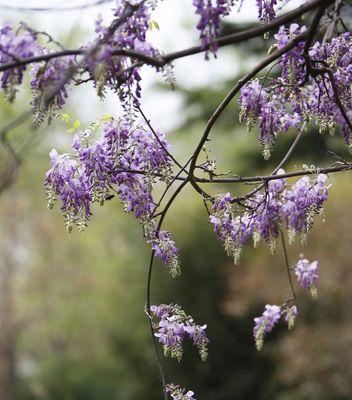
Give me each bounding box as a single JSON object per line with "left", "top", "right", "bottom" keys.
{"left": 280, "top": 229, "right": 296, "bottom": 301}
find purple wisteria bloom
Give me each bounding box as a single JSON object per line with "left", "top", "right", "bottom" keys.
{"left": 148, "top": 230, "right": 180, "bottom": 277}
{"left": 239, "top": 26, "right": 352, "bottom": 151}
{"left": 193, "top": 0, "right": 234, "bottom": 57}
{"left": 294, "top": 257, "right": 319, "bottom": 299}
{"left": 254, "top": 303, "right": 300, "bottom": 349}
{"left": 284, "top": 305, "right": 298, "bottom": 330}
{"left": 256, "top": 0, "right": 277, "bottom": 23}
{"left": 86, "top": 0, "right": 155, "bottom": 103}
{"left": 151, "top": 304, "right": 209, "bottom": 361}
{"left": 253, "top": 304, "right": 281, "bottom": 350}
{"left": 210, "top": 172, "right": 329, "bottom": 264}
{"left": 45, "top": 149, "right": 92, "bottom": 232}
{"left": 0, "top": 22, "right": 40, "bottom": 101}
{"left": 45, "top": 116, "right": 178, "bottom": 270}
{"left": 31, "top": 55, "right": 76, "bottom": 123}
{"left": 239, "top": 75, "right": 302, "bottom": 158}
{"left": 166, "top": 384, "right": 197, "bottom": 400}
{"left": 274, "top": 24, "right": 307, "bottom": 85}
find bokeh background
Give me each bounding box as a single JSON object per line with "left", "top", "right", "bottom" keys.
{"left": 0, "top": 1, "right": 352, "bottom": 399}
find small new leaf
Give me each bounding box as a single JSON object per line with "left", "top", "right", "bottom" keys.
{"left": 56, "top": 113, "right": 71, "bottom": 123}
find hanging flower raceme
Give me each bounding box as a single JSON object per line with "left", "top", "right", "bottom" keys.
{"left": 151, "top": 304, "right": 209, "bottom": 362}
{"left": 86, "top": 0, "right": 156, "bottom": 104}
{"left": 307, "top": 32, "right": 352, "bottom": 145}
{"left": 253, "top": 303, "right": 298, "bottom": 350}
{"left": 294, "top": 257, "right": 319, "bottom": 299}
{"left": 253, "top": 304, "right": 281, "bottom": 350}
{"left": 193, "top": 0, "right": 235, "bottom": 57}
{"left": 210, "top": 170, "right": 329, "bottom": 264}
{"left": 45, "top": 115, "right": 177, "bottom": 268}
{"left": 285, "top": 305, "right": 298, "bottom": 330}
{"left": 210, "top": 192, "right": 254, "bottom": 264}
{"left": 239, "top": 77, "right": 301, "bottom": 159}
{"left": 256, "top": 0, "right": 278, "bottom": 23}
{"left": 166, "top": 384, "right": 196, "bottom": 400}
{"left": 0, "top": 22, "right": 40, "bottom": 101}
{"left": 31, "top": 55, "right": 76, "bottom": 124}
{"left": 239, "top": 26, "right": 352, "bottom": 155}
{"left": 148, "top": 230, "right": 180, "bottom": 277}
{"left": 274, "top": 24, "right": 307, "bottom": 86}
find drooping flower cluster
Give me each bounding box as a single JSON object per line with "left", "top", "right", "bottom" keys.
{"left": 193, "top": 0, "right": 235, "bottom": 57}
{"left": 239, "top": 78, "right": 301, "bottom": 159}
{"left": 0, "top": 1, "right": 156, "bottom": 121}
{"left": 86, "top": 0, "right": 155, "bottom": 104}
{"left": 45, "top": 115, "right": 181, "bottom": 273}
{"left": 253, "top": 304, "right": 298, "bottom": 350}
{"left": 0, "top": 22, "right": 39, "bottom": 101}
{"left": 240, "top": 25, "right": 352, "bottom": 155}
{"left": 306, "top": 32, "right": 352, "bottom": 145}
{"left": 274, "top": 23, "right": 307, "bottom": 85}
{"left": 256, "top": 0, "right": 278, "bottom": 23}
{"left": 148, "top": 230, "right": 180, "bottom": 277}
{"left": 166, "top": 384, "right": 196, "bottom": 400}
{"left": 294, "top": 257, "right": 319, "bottom": 299}
{"left": 253, "top": 304, "right": 281, "bottom": 350}
{"left": 284, "top": 304, "right": 298, "bottom": 330}
{"left": 253, "top": 254, "right": 320, "bottom": 350}
{"left": 0, "top": 21, "right": 77, "bottom": 122}
{"left": 210, "top": 170, "right": 329, "bottom": 264}
{"left": 151, "top": 304, "right": 209, "bottom": 361}
{"left": 31, "top": 56, "right": 76, "bottom": 124}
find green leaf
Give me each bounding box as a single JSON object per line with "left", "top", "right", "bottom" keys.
{"left": 56, "top": 113, "right": 71, "bottom": 122}
{"left": 101, "top": 114, "right": 111, "bottom": 121}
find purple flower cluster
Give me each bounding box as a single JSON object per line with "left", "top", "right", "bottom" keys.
{"left": 239, "top": 77, "right": 301, "bottom": 159}
{"left": 46, "top": 118, "right": 171, "bottom": 224}
{"left": 210, "top": 171, "right": 329, "bottom": 264}
{"left": 283, "top": 174, "right": 328, "bottom": 241}
{"left": 0, "top": 1, "right": 155, "bottom": 121}
{"left": 31, "top": 56, "right": 76, "bottom": 123}
{"left": 166, "top": 384, "right": 196, "bottom": 400}
{"left": 253, "top": 304, "right": 298, "bottom": 350}
{"left": 0, "top": 22, "right": 39, "bottom": 101}
{"left": 148, "top": 230, "right": 180, "bottom": 277}
{"left": 240, "top": 26, "right": 352, "bottom": 154}
{"left": 256, "top": 0, "right": 277, "bottom": 23}
{"left": 86, "top": 0, "right": 155, "bottom": 103}
{"left": 294, "top": 257, "right": 319, "bottom": 299}
{"left": 274, "top": 24, "right": 307, "bottom": 85}
{"left": 151, "top": 304, "right": 209, "bottom": 361}
{"left": 307, "top": 32, "right": 352, "bottom": 145}
{"left": 193, "top": 0, "right": 234, "bottom": 57}
{"left": 0, "top": 21, "right": 76, "bottom": 122}
{"left": 45, "top": 116, "right": 180, "bottom": 271}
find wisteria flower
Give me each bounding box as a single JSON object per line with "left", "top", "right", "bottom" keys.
{"left": 166, "top": 383, "right": 197, "bottom": 400}
{"left": 294, "top": 257, "right": 319, "bottom": 299}
{"left": 151, "top": 304, "right": 209, "bottom": 361}
{"left": 253, "top": 304, "right": 281, "bottom": 351}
